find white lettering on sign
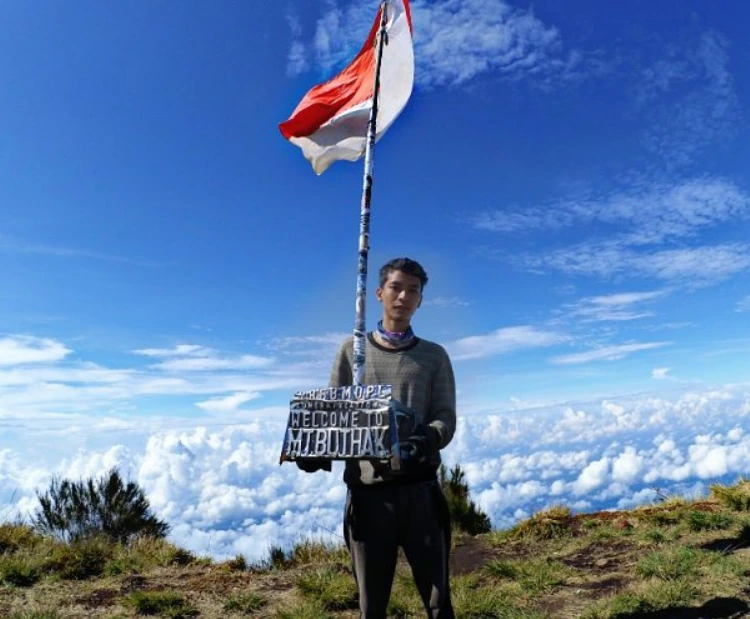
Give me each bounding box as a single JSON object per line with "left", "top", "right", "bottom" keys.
{"left": 281, "top": 385, "right": 394, "bottom": 462}
{"left": 293, "top": 385, "right": 392, "bottom": 401}
{"left": 283, "top": 427, "right": 391, "bottom": 459}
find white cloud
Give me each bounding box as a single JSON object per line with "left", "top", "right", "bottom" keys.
{"left": 195, "top": 392, "right": 261, "bottom": 413}
{"left": 152, "top": 355, "right": 274, "bottom": 372}
{"left": 132, "top": 344, "right": 274, "bottom": 372}
{"left": 0, "top": 233, "right": 159, "bottom": 267}
{"left": 528, "top": 242, "right": 750, "bottom": 286}
{"left": 422, "top": 297, "right": 470, "bottom": 308}
{"left": 564, "top": 290, "right": 668, "bottom": 322}
{"left": 736, "top": 295, "right": 750, "bottom": 313}
{"left": 612, "top": 447, "right": 643, "bottom": 484}
{"left": 651, "top": 367, "right": 670, "bottom": 380}
{"left": 447, "top": 326, "right": 568, "bottom": 361}
{"left": 132, "top": 345, "right": 209, "bottom": 358}
{"left": 636, "top": 31, "right": 741, "bottom": 168}
{"left": 573, "top": 457, "right": 610, "bottom": 495}
{"left": 0, "top": 335, "right": 72, "bottom": 366}
{"left": 288, "top": 0, "right": 601, "bottom": 89}
{"left": 287, "top": 41, "right": 309, "bottom": 76}
{"left": 476, "top": 178, "right": 750, "bottom": 238}
{"left": 270, "top": 332, "right": 348, "bottom": 357}
{"left": 0, "top": 334, "right": 324, "bottom": 425}
{"left": 477, "top": 178, "right": 750, "bottom": 286}
{"left": 551, "top": 342, "right": 669, "bottom": 365}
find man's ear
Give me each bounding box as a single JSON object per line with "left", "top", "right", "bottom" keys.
{"left": 375, "top": 287, "right": 383, "bottom": 302}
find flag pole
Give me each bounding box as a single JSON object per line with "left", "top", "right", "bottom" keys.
{"left": 352, "top": 0, "right": 389, "bottom": 387}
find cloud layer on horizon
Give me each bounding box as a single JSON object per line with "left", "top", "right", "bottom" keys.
{"left": 2, "top": 384, "right": 749, "bottom": 562}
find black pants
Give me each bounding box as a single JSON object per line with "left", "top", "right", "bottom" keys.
{"left": 344, "top": 481, "right": 455, "bottom": 619}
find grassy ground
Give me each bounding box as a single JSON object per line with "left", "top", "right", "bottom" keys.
{"left": 2, "top": 481, "right": 750, "bottom": 618}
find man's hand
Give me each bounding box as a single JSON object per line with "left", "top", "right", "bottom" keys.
{"left": 400, "top": 425, "right": 440, "bottom": 467}
{"left": 296, "top": 459, "right": 332, "bottom": 473}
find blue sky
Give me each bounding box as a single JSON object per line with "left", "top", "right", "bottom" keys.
{"left": 1, "top": 0, "right": 750, "bottom": 559}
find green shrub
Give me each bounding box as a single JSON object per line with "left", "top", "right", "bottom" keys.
{"left": 44, "top": 536, "right": 113, "bottom": 580}
{"left": 224, "top": 553, "right": 247, "bottom": 571}
{"left": 261, "top": 544, "right": 289, "bottom": 570}
{"left": 101, "top": 536, "right": 195, "bottom": 575}
{"left": 33, "top": 468, "right": 169, "bottom": 544}
{"left": 0, "top": 553, "right": 43, "bottom": 587}
{"left": 439, "top": 465, "right": 491, "bottom": 535}
{"left": 104, "top": 554, "right": 144, "bottom": 576}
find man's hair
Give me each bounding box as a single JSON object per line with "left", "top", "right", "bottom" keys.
{"left": 378, "top": 257, "right": 429, "bottom": 290}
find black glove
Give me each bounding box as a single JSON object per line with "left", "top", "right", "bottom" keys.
{"left": 296, "top": 459, "right": 332, "bottom": 473}
{"left": 400, "top": 425, "right": 440, "bottom": 467}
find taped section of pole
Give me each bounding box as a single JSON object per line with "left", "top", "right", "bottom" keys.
{"left": 352, "top": 1, "right": 389, "bottom": 388}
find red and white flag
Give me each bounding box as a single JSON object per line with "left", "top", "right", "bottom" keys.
{"left": 279, "top": 0, "right": 414, "bottom": 175}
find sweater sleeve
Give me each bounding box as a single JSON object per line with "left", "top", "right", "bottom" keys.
{"left": 329, "top": 338, "right": 353, "bottom": 388}
{"left": 428, "top": 347, "right": 456, "bottom": 450}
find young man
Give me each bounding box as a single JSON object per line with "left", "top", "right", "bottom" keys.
{"left": 300, "top": 257, "right": 456, "bottom": 619}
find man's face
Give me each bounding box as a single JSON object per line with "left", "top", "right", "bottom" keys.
{"left": 376, "top": 269, "right": 422, "bottom": 326}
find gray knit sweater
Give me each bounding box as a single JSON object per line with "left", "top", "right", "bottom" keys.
{"left": 330, "top": 332, "right": 456, "bottom": 486}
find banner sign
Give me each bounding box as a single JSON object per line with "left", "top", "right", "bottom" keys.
{"left": 280, "top": 385, "right": 394, "bottom": 462}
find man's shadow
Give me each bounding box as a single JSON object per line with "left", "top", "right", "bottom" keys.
{"left": 616, "top": 596, "right": 749, "bottom": 618}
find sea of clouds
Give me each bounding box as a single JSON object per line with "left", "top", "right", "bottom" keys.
{"left": 3, "top": 384, "right": 749, "bottom": 563}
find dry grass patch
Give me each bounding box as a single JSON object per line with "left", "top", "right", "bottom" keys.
{"left": 7, "top": 611, "right": 63, "bottom": 619}
{"left": 273, "top": 598, "right": 331, "bottom": 619}
{"left": 0, "top": 524, "right": 44, "bottom": 554}
{"left": 289, "top": 539, "right": 349, "bottom": 568}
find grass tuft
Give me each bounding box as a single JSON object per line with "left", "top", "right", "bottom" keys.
{"left": 224, "top": 591, "right": 267, "bottom": 613}
{"left": 710, "top": 479, "right": 750, "bottom": 511}
{"left": 636, "top": 546, "right": 701, "bottom": 581}
{"left": 126, "top": 590, "right": 199, "bottom": 617}
{"left": 290, "top": 539, "right": 349, "bottom": 567}
{"left": 685, "top": 509, "right": 734, "bottom": 532}
{"left": 0, "top": 552, "right": 44, "bottom": 587}
{"left": 486, "top": 558, "right": 571, "bottom": 594}
{"left": 295, "top": 565, "right": 358, "bottom": 611}
{"left": 0, "top": 524, "right": 43, "bottom": 554}
{"left": 44, "top": 536, "right": 113, "bottom": 580}
{"left": 489, "top": 505, "right": 573, "bottom": 544}
{"left": 274, "top": 599, "right": 331, "bottom": 619}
